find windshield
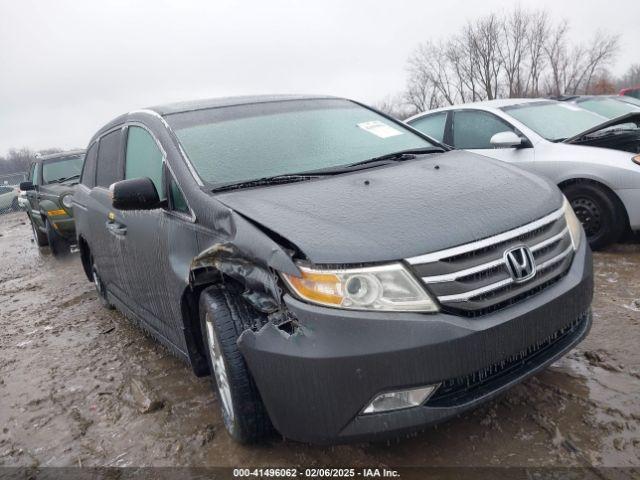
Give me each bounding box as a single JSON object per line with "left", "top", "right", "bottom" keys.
{"left": 619, "top": 95, "right": 640, "bottom": 107}
{"left": 42, "top": 155, "right": 84, "bottom": 184}
{"left": 575, "top": 98, "right": 640, "bottom": 119}
{"left": 166, "top": 99, "right": 434, "bottom": 186}
{"left": 502, "top": 101, "right": 608, "bottom": 141}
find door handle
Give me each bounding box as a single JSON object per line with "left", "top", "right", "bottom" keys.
{"left": 106, "top": 221, "right": 127, "bottom": 236}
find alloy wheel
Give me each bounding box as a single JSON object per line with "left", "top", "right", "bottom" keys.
{"left": 205, "top": 313, "right": 235, "bottom": 422}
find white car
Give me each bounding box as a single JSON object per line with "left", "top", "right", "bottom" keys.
{"left": 556, "top": 95, "right": 640, "bottom": 120}
{"left": 17, "top": 188, "right": 29, "bottom": 209}
{"left": 0, "top": 184, "right": 19, "bottom": 213}
{"left": 407, "top": 99, "right": 640, "bottom": 248}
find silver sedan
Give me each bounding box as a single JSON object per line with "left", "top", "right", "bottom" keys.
{"left": 407, "top": 99, "right": 640, "bottom": 249}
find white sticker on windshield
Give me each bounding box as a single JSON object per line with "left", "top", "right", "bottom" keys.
{"left": 357, "top": 120, "right": 404, "bottom": 138}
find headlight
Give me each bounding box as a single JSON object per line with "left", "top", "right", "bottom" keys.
{"left": 563, "top": 196, "right": 582, "bottom": 250}
{"left": 281, "top": 263, "right": 438, "bottom": 312}
{"left": 61, "top": 194, "right": 73, "bottom": 209}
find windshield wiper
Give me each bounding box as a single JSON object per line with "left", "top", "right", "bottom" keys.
{"left": 346, "top": 147, "right": 445, "bottom": 168}
{"left": 210, "top": 147, "right": 446, "bottom": 193}
{"left": 295, "top": 147, "right": 447, "bottom": 175}
{"left": 211, "top": 174, "right": 320, "bottom": 193}
{"left": 47, "top": 174, "right": 80, "bottom": 184}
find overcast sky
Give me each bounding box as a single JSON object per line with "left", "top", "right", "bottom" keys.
{"left": 0, "top": 0, "right": 638, "bottom": 155}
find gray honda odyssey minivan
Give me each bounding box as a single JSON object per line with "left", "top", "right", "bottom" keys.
{"left": 74, "top": 95, "right": 592, "bottom": 444}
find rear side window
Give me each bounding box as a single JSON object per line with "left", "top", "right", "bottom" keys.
{"left": 96, "top": 129, "right": 124, "bottom": 188}
{"left": 452, "top": 110, "right": 515, "bottom": 149}
{"left": 125, "top": 126, "right": 165, "bottom": 198}
{"left": 410, "top": 112, "right": 448, "bottom": 143}
{"left": 82, "top": 143, "right": 98, "bottom": 187}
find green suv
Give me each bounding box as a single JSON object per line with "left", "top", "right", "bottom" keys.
{"left": 20, "top": 150, "right": 85, "bottom": 256}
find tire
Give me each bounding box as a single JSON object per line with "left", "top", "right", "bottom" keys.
{"left": 45, "top": 219, "right": 70, "bottom": 257}
{"left": 562, "top": 182, "right": 626, "bottom": 250}
{"left": 92, "top": 263, "right": 114, "bottom": 309}
{"left": 199, "top": 286, "right": 272, "bottom": 443}
{"left": 30, "top": 216, "right": 48, "bottom": 247}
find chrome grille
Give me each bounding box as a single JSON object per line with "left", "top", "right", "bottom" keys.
{"left": 407, "top": 207, "right": 574, "bottom": 316}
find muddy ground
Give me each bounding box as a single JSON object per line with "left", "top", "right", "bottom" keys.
{"left": 0, "top": 211, "right": 639, "bottom": 469}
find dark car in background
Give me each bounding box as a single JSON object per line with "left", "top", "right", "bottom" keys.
{"left": 20, "top": 150, "right": 85, "bottom": 256}
{"left": 74, "top": 95, "right": 592, "bottom": 444}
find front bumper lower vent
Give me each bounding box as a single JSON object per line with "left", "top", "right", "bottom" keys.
{"left": 426, "top": 311, "right": 590, "bottom": 407}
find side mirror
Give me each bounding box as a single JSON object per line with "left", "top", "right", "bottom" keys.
{"left": 19, "top": 181, "right": 35, "bottom": 191}
{"left": 111, "top": 177, "right": 160, "bottom": 211}
{"left": 490, "top": 131, "right": 523, "bottom": 148}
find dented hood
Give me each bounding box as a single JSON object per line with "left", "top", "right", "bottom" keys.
{"left": 216, "top": 151, "right": 563, "bottom": 264}
{"left": 563, "top": 112, "right": 640, "bottom": 144}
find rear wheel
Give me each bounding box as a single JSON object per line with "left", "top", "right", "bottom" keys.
{"left": 45, "top": 219, "right": 70, "bottom": 257}
{"left": 563, "top": 183, "right": 626, "bottom": 250}
{"left": 199, "top": 286, "right": 272, "bottom": 443}
{"left": 30, "top": 216, "right": 48, "bottom": 247}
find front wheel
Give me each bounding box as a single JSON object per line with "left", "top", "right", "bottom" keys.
{"left": 563, "top": 183, "right": 626, "bottom": 250}
{"left": 30, "top": 216, "right": 48, "bottom": 247}
{"left": 45, "top": 219, "right": 70, "bottom": 257}
{"left": 199, "top": 286, "right": 272, "bottom": 443}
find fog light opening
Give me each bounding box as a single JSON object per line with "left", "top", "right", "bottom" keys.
{"left": 361, "top": 384, "right": 439, "bottom": 415}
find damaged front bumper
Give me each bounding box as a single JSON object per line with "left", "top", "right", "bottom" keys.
{"left": 238, "top": 241, "right": 593, "bottom": 444}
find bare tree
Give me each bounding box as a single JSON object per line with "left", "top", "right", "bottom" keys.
{"left": 407, "top": 42, "right": 456, "bottom": 107}
{"left": 0, "top": 148, "right": 36, "bottom": 175}
{"left": 465, "top": 14, "right": 503, "bottom": 100}
{"left": 403, "top": 6, "right": 621, "bottom": 111}
{"left": 577, "top": 33, "right": 620, "bottom": 93}
{"left": 499, "top": 7, "right": 529, "bottom": 97}
{"left": 544, "top": 22, "right": 619, "bottom": 95}
{"left": 618, "top": 64, "right": 640, "bottom": 88}
{"left": 0, "top": 147, "right": 64, "bottom": 175}
{"left": 522, "top": 10, "right": 549, "bottom": 97}
{"left": 374, "top": 94, "right": 414, "bottom": 120}
{"left": 544, "top": 20, "right": 571, "bottom": 96}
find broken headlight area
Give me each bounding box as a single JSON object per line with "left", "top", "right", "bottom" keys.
{"left": 281, "top": 263, "right": 438, "bottom": 312}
